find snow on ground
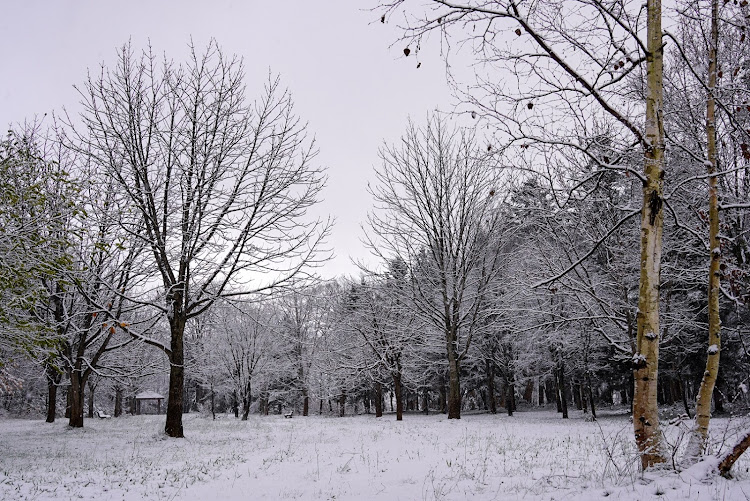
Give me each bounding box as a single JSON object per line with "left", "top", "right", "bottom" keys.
{"left": 1, "top": 409, "right": 749, "bottom": 500}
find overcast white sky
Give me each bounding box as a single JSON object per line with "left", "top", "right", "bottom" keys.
{"left": 0, "top": 0, "right": 465, "bottom": 279}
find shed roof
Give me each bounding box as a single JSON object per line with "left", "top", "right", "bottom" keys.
{"left": 135, "top": 391, "right": 164, "bottom": 400}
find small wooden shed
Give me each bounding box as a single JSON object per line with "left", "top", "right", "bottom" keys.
{"left": 135, "top": 390, "right": 165, "bottom": 415}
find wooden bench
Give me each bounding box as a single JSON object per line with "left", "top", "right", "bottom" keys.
{"left": 96, "top": 410, "right": 112, "bottom": 419}
{"left": 283, "top": 410, "right": 293, "bottom": 419}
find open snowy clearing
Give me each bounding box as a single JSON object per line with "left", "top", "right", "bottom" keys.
{"left": 2, "top": 410, "right": 750, "bottom": 500}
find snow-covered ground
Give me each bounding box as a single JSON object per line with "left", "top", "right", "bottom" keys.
{"left": 1, "top": 409, "right": 749, "bottom": 500}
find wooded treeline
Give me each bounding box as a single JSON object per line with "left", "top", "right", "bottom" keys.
{"left": 1, "top": 0, "right": 750, "bottom": 476}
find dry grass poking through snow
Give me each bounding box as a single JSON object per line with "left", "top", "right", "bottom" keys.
{"left": 1, "top": 409, "right": 749, "bottom": 500}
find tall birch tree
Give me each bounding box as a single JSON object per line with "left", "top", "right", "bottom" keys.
{"left": 376, "top": 0, "right": 668, "bottom": 467}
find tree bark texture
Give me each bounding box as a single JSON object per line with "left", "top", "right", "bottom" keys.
{"left": 684, "top": 0, "right": 721, "bottom": 467}
{"left": 68, "top": 372, "right": 84, "bottom": 428}
{"left": 447, "top": 339, "right": 461, "bottom": 419}
{"left": 165, "top": 314, "right": 185, "bottom": 438}
{"left": 487, "top": 359, "right": 497, "bottom": 414}
{"left": 374, "top": 382, "right": 383, "bottom": 417}
{"left": 114, "top": 387, "right": 122, "bottom": 418}
{"left": 506, "top": 382, "right": 515, "bottom": 417}
{"left": 586, "top": 374, "right": 596, "bottom": 421}
{"left": 632, "top": 0, "right": 667, "bottom": 470}
{"left": 87, "top": 381, "right": 95, "bottom": 419}
{"left": 719, "top": 431, "right": 750, "bottom": 477}
{"left": 46, "top": 380, "right": 58, "bottom": 423}
{"left": 45, "top": 366, "right": 60, "bottom": 423}
{"left": 393, "top": 373, "right": 404, "bottom": 421}
{"left": 573, "top": 382, "right": 583, "bottom": 410}
{"left": 558, "top": 365, "right": 568, "bottom": 419}
{"left": 242, "top": 380, "right": 251, "bottom": 421}
{"left": 553, "top": 377, "right": 562, "bottom": 412}
{"left": 679, "top": 378, "right": 691, "bottom": 419}
{"left": 210, "top": 383, "right": 215, "bottom": 420}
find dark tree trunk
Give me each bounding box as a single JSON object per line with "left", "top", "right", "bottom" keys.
{"left": 670, "top": 379, "right": 680, "bottom": 407}
{"left": 558, "top": 365, "right": 569, "bottom": 419}
{"left": 523, "top": 380, "right": 534, "bottom": 403}
{"left": 586, "top": 374, "right": 596, "bottom": 421}
{"left": 658, "top": 381, "right": 665, "bottom": 406}
{"left": 114, "top": 387, "right": 123, "bottom": 417}
{"left": 242, "top": 380, "right": 251, "bottom": 421}
{"left": 46, "top": 381, "right": 58, "bottom": 423}
{"left": 580, "top": 383, "right": 588, "bottom": 413}
{"left": 506, "top": 381, "right": 515, "bottom": 417}
{"left": 447, "top": 354, "right": 461, "bottom": 419}
{"left": 68, "top": 371, "right": 85, "bottom": 428}
{"left": 210, "top": 383, "right": 216, "bottom": 420}
{"left": 406, "top": 389, "right": 415, "bottom": 411}
{"left": 339, "top": 391, "right": 346, "bottom": 417}
{"left": 232, "top": 391, "right": 239, "bottom": 418}
{"left": 374, "top": 382, "right": 383, "bottom": 418}
{"left": 165, "top": 314, "right": 186, "bottom": 438}
{"left": 364, "top": 393, "right": 371, "bottom": 414}
{"left": 714, "top": 387, "right": 725, "bottom": 414}
{"left": 193, "top": 380, "right": 202, "bottom": 412}
{"left": 393, "top": 372, "right": 404, "bottom": 421}
{"left": 303, "top": 394, "right": 309, "bottom": 417}
{"left": 486, "top": 359, "right": 497, "bottom": 414}
{"left": 546, "top": 378, "right": 556, "bottom": 408}
{"left": 538, "top": 379, "right": 545, "bottom": 406}
{"left": 573, "top": 382, "right": 582, "bottom": 410}
{"left": 422, "top": 387, "right": 429, "bottom": 415}
{"left": 45, "top": 368, "right": 60, "bottom": 423}
{"left": 319, "top": 398, "right": 323, "bottom": 415}
{"left": 257, "top": 393, "right": 265, "bottom": 415}
{"left": 87, "top": 381, "right": 95, "bottom": 419}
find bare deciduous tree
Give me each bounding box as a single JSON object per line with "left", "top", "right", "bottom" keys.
{"left": 74, "top": 40, "right": 330, "bottom": 437}
{"left": 366, "top": 114, "right": 510, "bottom": 419}
{"left": 212, "top": 301, "right": 274, "bottom": 420}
